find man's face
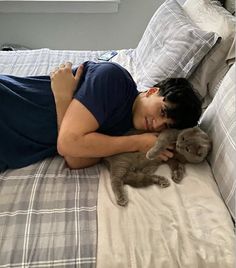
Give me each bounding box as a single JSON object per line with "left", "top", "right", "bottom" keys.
{"left": 132, "top": 88, "right": 174, "bottom": 132}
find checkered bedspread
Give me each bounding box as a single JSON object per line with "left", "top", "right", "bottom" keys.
{"left": 0, "top": 49, "right": 107, "bottom": 267}
{"left": 0, "top": 156, "right": 99, "bottom": 267}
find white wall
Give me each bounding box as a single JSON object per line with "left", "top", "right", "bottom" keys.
{"left": 0, "top": 0, "right": 164, "bottom": 51}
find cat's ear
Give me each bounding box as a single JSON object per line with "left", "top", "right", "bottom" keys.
{"left": 146, "top": 87, "right": 159, "bottom": 97}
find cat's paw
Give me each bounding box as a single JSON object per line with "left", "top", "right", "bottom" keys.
{"left": 146, "top": 149, "right": 158, "bottom": 160}
{"left": 117, "top": 196, "right": 128, "bottom": 206}
{"left": 153, "top": 175, "right": 170, "bottom": 188}
{"left": 171, "top": 170, "right": 184, "bottom": 184}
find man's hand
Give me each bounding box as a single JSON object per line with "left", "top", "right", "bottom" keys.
{"left": 135, "top": 133, "right": 174, "bottom": 161}
{"left": 50, "top": 62, "right": 83, "bottom": 129}
{"left": 50, "top": 62, "right": 83, "bottom": 99}
{"left": 155, "top": 146, "right": 174, "bottom": 161}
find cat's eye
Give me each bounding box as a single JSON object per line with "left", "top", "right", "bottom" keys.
{"left": 186, "top": 147, "right": 190, "bottom": 152}
{"left": 182, "top": 137, "right": 185, "bottom": 141}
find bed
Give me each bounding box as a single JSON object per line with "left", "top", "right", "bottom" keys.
{"left": 0, "top": 0, "right": 235, "bottom": 267}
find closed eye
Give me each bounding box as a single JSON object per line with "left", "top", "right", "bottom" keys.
{"left": 160, "top": 106, "right": 167, "bottom": 117}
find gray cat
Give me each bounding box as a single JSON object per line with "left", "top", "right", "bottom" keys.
{"left": 104, "top": 127, "right": 211, "bottom": 206}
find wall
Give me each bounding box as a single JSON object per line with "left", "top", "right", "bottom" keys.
{"left": 0, "top": 0, "right": 164, "bottom": 51}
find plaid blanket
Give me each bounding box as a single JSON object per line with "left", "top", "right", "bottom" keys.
{"left": 0, "top": 47, "right": 133, "bottom": 267}
{"left": 0, "top": 156, "right": 99, "bottom": 267}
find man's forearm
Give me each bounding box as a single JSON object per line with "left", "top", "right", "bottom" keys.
{"left": 54, "top": 96, "right": 72, "bottom": 129}
{"left": 57, "top": 131, "right": 139, "bottom": 158}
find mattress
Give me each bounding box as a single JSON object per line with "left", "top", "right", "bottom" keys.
{"left": 0, "top": 48, "right": 235, "bottom": 267}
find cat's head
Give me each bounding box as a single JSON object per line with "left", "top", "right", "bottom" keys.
{"left": 176, "top": 127, "right": 211, "bottom": 163}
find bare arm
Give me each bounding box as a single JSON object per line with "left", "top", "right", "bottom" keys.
{"left": 57, "top": 99, "right": 157, "bottom": 158}
{"left": 50, "top": 63, "right": 83, "bottom": 129}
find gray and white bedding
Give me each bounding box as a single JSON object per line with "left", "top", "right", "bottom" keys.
{"left": 0, "top": 153, "right": 99, "bottom": 267}
{"left": 0, "top": 49, "right": 102, "bottom": 267}
{"left": 0, "top": 0, "right": 235, "bottom": 267}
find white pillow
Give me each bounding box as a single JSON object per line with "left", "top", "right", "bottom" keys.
{"left": 132, "top": 0, "right": 219, "bottom": 91}
{"left": 199, "top": 64, "right": 236, "bottom": 220}
{"left": 183, "top": 0, "right": 236, "bottom": 98}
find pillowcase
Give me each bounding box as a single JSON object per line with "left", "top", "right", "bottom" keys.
{"left": 183, "top": 0, "right": 236, "bottom": 99}
{"left": 199, "top": 64, "right": 236, "bottom": 221}
{"left": 225, "top": 0, "right": 235, "bottom": 14}
{"left": 132, "top": 0, "right": 219, "bottom": 90}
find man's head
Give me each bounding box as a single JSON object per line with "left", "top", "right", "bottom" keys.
{"left": 132, "top": 78, "right": 202, "bottom": 131}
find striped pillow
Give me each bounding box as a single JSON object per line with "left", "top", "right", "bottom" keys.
{"left": 200, "top": 64, "right": 236, "bottom": 220}
{"left": 133, "top": 0, "right": 219, "bottom": 90}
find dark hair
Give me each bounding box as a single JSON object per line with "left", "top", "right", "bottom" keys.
{"left": 154, "top": 78, "right": 202, "bottom": 129}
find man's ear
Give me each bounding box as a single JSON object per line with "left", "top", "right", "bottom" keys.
{"left": 146, "top": 87, "right": 159, "bottom": 97}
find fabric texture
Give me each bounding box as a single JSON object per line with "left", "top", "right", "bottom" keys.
{"left": 183, "top": 0, "right": 236, "bottom": 99}
{"left": 0, "top": 74, "right": 57, "bottom": 171}
{"left": 132, "top": 0, "right": 219, "bottom": 90}
{"left": 225, "top": 0, "right": 235, "bottom": 14}
{"left": 74, "top": 61, "right": 138, "bottom": 136}
{"left": 200, "top": 64, "right": 236, "bottom": 220}
{"left": 0, "top": 156, "right": 99, "bottom": 267}
{"left": 0, "top": 48, "right": 102, "bottom": 267}
{"left": 97, "top": 163, "right": 235, "bottom": 268}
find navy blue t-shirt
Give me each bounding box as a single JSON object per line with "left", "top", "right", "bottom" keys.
{"left": 0, "top": 61, "right": 138, "bottom": 171}
{"left": 0, "top": 74, "right": 58, "bottom": 171}
{"left": 73, "top": 61, "right": 139, "bottom": 135}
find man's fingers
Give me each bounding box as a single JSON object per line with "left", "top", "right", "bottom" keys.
{"left": 59, "top": 63, "right": 65, "bottom": 68}
{"left": 65, "top": 62, "right": 72, "bottom": 68}
{"left": 53, "top": 67, "right": 59, "bottom": 72}
{"left": 50, "top": 71, "right": 54, "bottom": 78}
{"left": 75, "top": 64, "right": 84, "bottom": 82}
{"left": 158, "top": 149, "right": 174, "bottom": 161}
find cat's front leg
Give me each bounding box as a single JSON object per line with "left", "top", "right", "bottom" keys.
{"left": 167, "top": 159, "right": 185, "bottom": 183}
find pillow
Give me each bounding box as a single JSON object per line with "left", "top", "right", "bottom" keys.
{"left": 225, "top": 0, "right": 235, "bottom": 14}
{"left": 132, "top": 0, "right": 219, "bottom": 90}
{"left": 183, "top": 0, "right": 236, "bottom": 99}
{"left": 199, "top": 64, "right": 236, "bottom": 221}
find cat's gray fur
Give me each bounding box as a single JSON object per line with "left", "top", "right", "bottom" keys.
{"left": 104, "top": 127, "right": 211, "bottom": 206}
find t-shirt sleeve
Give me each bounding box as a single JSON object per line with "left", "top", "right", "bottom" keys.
{"left": 73, "top": 62, "right": 131, "bottom": 127}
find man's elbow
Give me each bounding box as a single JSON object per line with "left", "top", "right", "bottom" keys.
{"left": 57, "top": 139, "right": 65, "bottom": 156}
{"left": 57, "top": 132, "right": 80, "bottom": 157}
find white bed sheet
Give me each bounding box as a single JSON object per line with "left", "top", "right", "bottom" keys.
{"left": 0, "top": 48, "right": 105, "bottom": 76}
{"left": 97, "top": 162, "right": 235, "bottom": 268}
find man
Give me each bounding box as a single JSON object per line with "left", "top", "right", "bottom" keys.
{"left": 51, "top": 61, "right": 202, "bottom": 169}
